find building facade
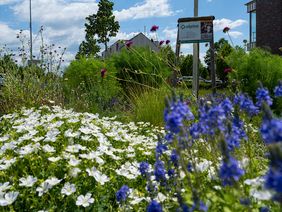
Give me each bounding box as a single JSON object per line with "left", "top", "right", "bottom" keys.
{"left": 246, "top": 0, "right": 282, "bottom": 55}
{"left": 102, "top": 33, "right": 160, "bottom": 58}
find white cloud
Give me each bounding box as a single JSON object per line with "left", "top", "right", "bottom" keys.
{"left": 162, "top": 27, "right": 177, "bottom": 40}
{"left": 114, "top": 0, "right": 174, "bottom": 21}
{"left": 12, "top": 0, "right": 98, "bottom": 26}
{"left": 0, "top": 0, "right": 17, "bottom": 5}
{"left": 213, "top": 18, "right": 247, "bottom": 32}
{"left": 0, "top": 23, "right": 25, "bottom": 45}
{"left": 228, "top": 31, "right": 243, "bottom": 38}
{"left": 8, "top": 0, "right": 176, "bottom": 64}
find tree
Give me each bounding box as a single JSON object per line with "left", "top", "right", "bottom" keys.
{"left": 179, "top": 54, "right": 207, "bottom": 78}
{"left": 205, "top": 38, "right": 233, "bottom": 82}
{"left": 76, "top": 36, "right": 100, "bottom": 59}
{"left": 85, "top": 0, "right": 119, "bottom": 54}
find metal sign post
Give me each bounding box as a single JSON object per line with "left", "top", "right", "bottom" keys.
{"left": 193, "top": 0, "right": 199, "bottom": 98}
{"left": 176, "top": 16, "right": 216, "bottom": 96}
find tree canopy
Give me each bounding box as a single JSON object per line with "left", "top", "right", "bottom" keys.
{"left": 76, "top": 0, "right": 119, "bottom": 58}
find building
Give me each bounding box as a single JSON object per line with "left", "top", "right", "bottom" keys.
{"left": 246, "top": 0, "right": 282, "bottom": 55}
{"left": 102, "top": 33, "right": 160, "bottom": 58}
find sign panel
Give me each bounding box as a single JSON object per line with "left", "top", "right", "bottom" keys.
{"left": 178, "top": 20, "right": 213, "bottom": 43}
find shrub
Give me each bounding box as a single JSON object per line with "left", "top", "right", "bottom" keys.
{"left": 0, "top": 66, "right": 63, "bottom": 114}
{"left": 226, "top": 48, "right": 282, "bottom": 114}
{"left": 226, "top": 48, "right": 282, "bottom": 97}
{"left": 108, "top": 47, "right": 171, "bottom": 91}
{"left": 63, "top": 57, "right": 121, "bottom": 113}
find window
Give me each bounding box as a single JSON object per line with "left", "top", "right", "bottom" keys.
{"left": 251, "top": 11, "right": 256, "bottom": 42}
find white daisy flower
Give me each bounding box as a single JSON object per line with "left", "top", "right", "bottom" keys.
{"left": 69, "top": 168, "right": 81, "bottom": 178}
{"left": 68, "top": 157, "right": 80, "bottom": 166}
{"left": 19, "top": 176, "right": 37, "bottom": 187}
{"left": 0, "top": 182, "right": 11, "bottom": 192}
{"left": 0, "top": 191, "right": 19, "bottom": 206}
{"left": 61, "top": 182, "right": 76, "bottom": 196}
{"left": 76, "top": 193, "right": 94, "bottom": 207}
{"left": 48, "top": 157, "right": 62, "bottom": 162}
{"left": 42, "top": 145, "right": 56, "bottom": 153}
{"left": 86, "top": 167, "right": 110, "bottom": 185}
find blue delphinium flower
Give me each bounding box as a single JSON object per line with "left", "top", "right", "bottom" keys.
{"left": 147, "top": 200, "right": 163, "bottom": 212}
{"left": 256, "top": 87, "right": 273, "bottom": 107}
{"left": 168, "top": 169, "right": 175, "bottom": 177}
{"left": 197, "top": 103, "right": 227, "bottom": 136}
{"left": 164, "top": 99, "right": 194, "bottom": 134}
{"left": 264, "top": 144, "right": 282, "bottom": 201}
{"left": 154, "top": 160, "right": 166, "bottom": 182}
{"left": 234, "top": 94, "right": 259, "bottom": 116}
{"left": 190, "top": 200, "right": 208, "bottom": 212}
{"left": 116, "top": 185, "right": 130, "bottom": 203}
{"left": 156, "top": 141, "right": 168, "bottom": 158}
{"left": 259, "top": 206, "right": 270, "bottom": 212}
{"left": 139, "top": 162, "right": 150, "bottom": 177}
{"left": 219, "top": 156, "right": 245, "bottom": 186}
{"left": 170, "top": 149, "right": 179, "bottom": 167}
{"left": 274, "top": 81, "right": 282, "bottom": 97}
{"left": 260, "top": 118, "right": 282, "bottom": 144}
{"left": 189, "top": 123, "right": 201, "bottom": 139}
{"left": 233, "top": 115, "right": 247, "bottom": 140}
{"left": 225, "top": 133, "right": 241, "bottom": 151}
{"left": 220, "top": 98, "right": 233, "bottom": 114}
{"left": 240, "top": 197, "right": 251, "bottom": 206}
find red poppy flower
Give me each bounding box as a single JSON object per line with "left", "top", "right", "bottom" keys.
{"left": 224, "top": 67, "right": 232, "bottom": 73}
{"left": 165, "top": 40, "right": 170, "bottom": 45}
{"left": 125, "top": 41, "right": 133, "bottom": 48}
{"left": 159, "top": 40, "right": 165, "bottom": 46}
{"left": 150, "top": 25, "right": 159, "bottom": 32}
{"left": 223, "top": 27, "right": 230, "bottom": 33}
{"left": 101, "top": 68, "right": 107, "bottom": 78}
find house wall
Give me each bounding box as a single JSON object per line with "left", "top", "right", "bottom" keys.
{"left": 130, "top": 34, "right": 160, "bottom": 52}
{"left": 256, "top": 0, "right": 282, "bottom": 55}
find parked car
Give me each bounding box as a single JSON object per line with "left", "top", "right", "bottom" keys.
{"left": 177, "top": 76, "right": 223, "bottom": 85}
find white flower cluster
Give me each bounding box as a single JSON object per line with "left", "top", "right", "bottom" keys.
{"left": 0, "top": 106, "right": 161, "bottom": 209}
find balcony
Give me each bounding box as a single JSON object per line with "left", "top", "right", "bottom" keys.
{"left": 246, "top": 1, "right": 256, "bottom": 13}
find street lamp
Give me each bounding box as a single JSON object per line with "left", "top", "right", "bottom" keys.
{"left": 29, "top": 0, "right": 33, "bottom": 64}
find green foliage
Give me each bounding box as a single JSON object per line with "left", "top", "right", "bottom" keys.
{"left": 0, "top": 54, "right": 18, "bottom": 73}
{"left": 0, "top": 66, "right": 63, "bottom": 114}
{"left": 205, "top": 38, "right": 233, "bottom": 82}
{"left": 159, "top": 45, "right": 176, "bottom": 68}
{"left": 75, "top": 37, "right": 100, "bottom": 59}
{"left": 63, "top": 57, "right": 121, "bottom": 113}
{"left": 108, "top": 47, "right": 171, "bottom": 91}
{"left": 84, "top": 0, "right": 119, "bottom": 51}
{"left": 129, "top": 87, "right": 169, "bottom": 126}
{"left": 179, "top": 54, "right": 208, "bottom": 79}
{"left": 226, "top": 48, "right": 282, "bottom": 97}
{"left": 179, "top": 54, "right": 193, "bottom": 76}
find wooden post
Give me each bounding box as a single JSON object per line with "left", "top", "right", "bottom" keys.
{"left": 175, "top": 24, "right": 181, "bottom": 65}
{"left": 210, "top": 40, "right": 216, "bottom": 95}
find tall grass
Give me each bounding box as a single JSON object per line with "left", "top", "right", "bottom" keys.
{"left": 129, "top": 87, "right": 169, "bottom": 126}
{"left": 0, "top": 66, "right": 64, "bottom": 114}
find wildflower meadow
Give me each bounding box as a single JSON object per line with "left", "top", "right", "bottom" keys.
{"left": 0, "top": 81, "right": 281, "bottom": 211}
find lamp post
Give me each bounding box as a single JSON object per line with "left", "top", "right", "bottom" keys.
{"left": 192, "top": 0, "right": 199, "bottom": 98}
{"left": 29, "top": 0, "right": 33, "bottom": 64}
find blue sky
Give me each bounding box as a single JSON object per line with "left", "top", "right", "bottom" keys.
{"left": 0, "top": 0, "right": 250, "bottom": 64}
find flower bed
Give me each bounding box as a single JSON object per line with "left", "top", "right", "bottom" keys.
{"left": 0, "top": 106, "right": 161, "bottom": 210}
